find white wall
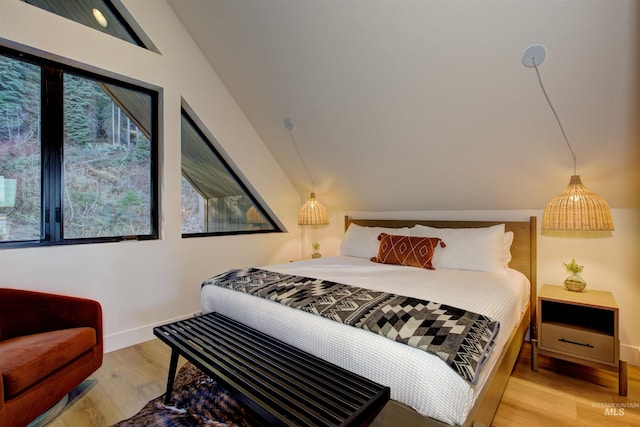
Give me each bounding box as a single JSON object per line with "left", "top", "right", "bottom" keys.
{"left": 310, "top": 209, "right": 640, "bottom": 366}
{"left": 1, "top": 1, "right": 637, "bottom": 370}
{"left": 0, "top": 0, "right": 302, "bottom": 352}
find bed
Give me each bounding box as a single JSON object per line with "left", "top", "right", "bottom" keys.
{"left": 201, "top": 216, "right": 537, "bottom": 426}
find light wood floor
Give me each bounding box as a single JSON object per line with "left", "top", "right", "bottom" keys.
{"left": 48, "top": 340, "right": 639, "bottom": 427}
{"left": 493, "top": 343, "right": 640, "bottom": 427}
{"left": 47, "top": 339, "right": 186, "bottom": 427}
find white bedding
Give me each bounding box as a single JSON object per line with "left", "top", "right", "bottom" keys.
{"left": 200, "top": 256, "right": 530, "bottom": 425}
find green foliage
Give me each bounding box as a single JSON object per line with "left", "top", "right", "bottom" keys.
{"left": 64, "top": 75, "right": 114, "bottom": 146}
{"left": 1, "top": 53, "right": 153, "bottom": 241}
{"left": 563, "top": 258, "right": 584, "bottom": 274}
{"left": 0, "top": 56, "right": 39, "bottom": 141}
{"left": 119, "top": 189, "right": 142, "bottom": 208}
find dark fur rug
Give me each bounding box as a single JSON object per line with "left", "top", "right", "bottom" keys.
{"left": 112, "top": 363, "right": 268, "bottom": 427}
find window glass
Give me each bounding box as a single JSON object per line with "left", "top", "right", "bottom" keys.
{"left": 22, "top": 0, "right": 151, "bottom": 49}
{"left": 63, "top": 73, "right": 152, "bottom": 238}
{"left": 0, "top": 55, "right": 41, "bottom": 242}
{"left": 181, "top": 175, "right": 205, "bottom": 234}
{"left": 181, "top": 112, "right": 279, "bottom": 235}
{"left": 0, "top": 48, "right": 158, "bottom": 247}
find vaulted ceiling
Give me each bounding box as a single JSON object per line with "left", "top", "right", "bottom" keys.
{"left": 166, "top": 0, "right": 639, "bottom": 212}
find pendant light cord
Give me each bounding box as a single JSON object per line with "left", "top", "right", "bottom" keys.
{"left": 285, "top": 118, "right": 315, "bottom": 192}
{"left": 533, "top": 63, "right": 577, "bottom": 175}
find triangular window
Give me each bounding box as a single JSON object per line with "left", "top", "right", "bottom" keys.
{"left": 181, "top": 109, "right": 282, "bottom": 236}
{"left": 22, "top": 0, "right": 159, "bottom": 52}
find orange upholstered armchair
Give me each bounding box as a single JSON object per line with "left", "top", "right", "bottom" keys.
{"left": 0, "top": 289, "right": 103, "bottom": 427}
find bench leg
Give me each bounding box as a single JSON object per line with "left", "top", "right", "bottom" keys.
{"left": 164, "top": 348, "right": 180, "bottom": 404}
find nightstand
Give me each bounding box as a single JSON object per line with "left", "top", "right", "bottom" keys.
{"left": 533, "top": 284, "right": 627, "bottom": 395}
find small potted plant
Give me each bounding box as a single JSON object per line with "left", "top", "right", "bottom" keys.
{"left": 563, "top": 258, "right": 586, "bottom": 292}
{"left": 311, "top": 241, "right": 322, "bottom": 259}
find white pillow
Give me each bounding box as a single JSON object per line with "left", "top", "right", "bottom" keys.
{"left": 502, "top": 231, "right": 514, "bottom": 267}
{"left": 411, "top": 224, "right": 506, "bottom": 272}
{"left": 338, "top": 224, "right": 411, "bottom": 259}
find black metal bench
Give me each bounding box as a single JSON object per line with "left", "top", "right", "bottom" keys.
{"left": 153, "top": 312, "right": 390, "bottom": 427}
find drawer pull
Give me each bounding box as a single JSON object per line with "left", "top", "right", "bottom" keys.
{"left": 559, "top": 338, "right": 594, "bottom": 348}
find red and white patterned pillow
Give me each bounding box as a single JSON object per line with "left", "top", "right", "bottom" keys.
{"left": 370, "top": 233, "right": 445, "bottom": 270}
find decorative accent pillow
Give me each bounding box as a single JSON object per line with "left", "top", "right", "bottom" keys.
{"left": 410, "top": 224, "right": 506, "bottom": 272}
{"left": 338, "top": 224, "right": 411, "bottom": 259}
{"left": 370, "top": 233, "right": 445, "bottom": 270}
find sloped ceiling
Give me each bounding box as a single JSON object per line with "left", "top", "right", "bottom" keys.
{"left": 166, "top": 0, "right": 639, "bottom": 211}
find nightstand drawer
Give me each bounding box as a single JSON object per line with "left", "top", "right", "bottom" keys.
{"left": 540, "top": 323, "right": 614, "bottom": 363}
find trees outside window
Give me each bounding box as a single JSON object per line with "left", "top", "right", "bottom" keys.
{"left": 0, "top": 48, "right": 158, "bottom": 247}
{"left": 0, "top": 54, "right": 41, "bottom": 241}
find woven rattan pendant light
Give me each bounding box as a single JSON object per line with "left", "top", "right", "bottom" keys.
{"left": 298, "top": 192, "right": 329, "bottom": 225}
{"left": 523, "top": 45, "right": 614, "bottom": 231}
{"left": 542, "top": 175, "right": 614, "bottom": 231}
{"left": 284, "top": 118, "right": 329, "bottom": 225}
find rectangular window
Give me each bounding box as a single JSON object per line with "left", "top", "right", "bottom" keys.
{"left": 0, "top": 47, "right": 158, "bottom": 247}
{"left": 181, "top": 110, "right": 281, "bottom": 236}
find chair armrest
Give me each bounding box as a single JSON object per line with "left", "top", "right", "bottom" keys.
{"left": 0, "top": 289, "right": 102, "bottom": 347}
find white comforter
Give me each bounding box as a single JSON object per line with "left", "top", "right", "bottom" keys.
{"left": 200, "top": 256, "right": 529, "bottom": 425}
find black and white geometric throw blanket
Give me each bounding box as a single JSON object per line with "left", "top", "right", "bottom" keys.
{"left": 202, "top": 267, "right": 500, "bottom": 384}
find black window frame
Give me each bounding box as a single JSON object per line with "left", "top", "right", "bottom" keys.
{"left": 180, "top": 108, "right": 283, "bottom": 238}
{"left": 0, "top": 45, "right": 159, "bottom": 249}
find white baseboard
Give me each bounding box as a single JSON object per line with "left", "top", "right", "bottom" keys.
{"left": 621, "top": 344, "right": 640, "bottom": 367}
{"left": 104, "top": 311, "right": 200, "bottom": 353}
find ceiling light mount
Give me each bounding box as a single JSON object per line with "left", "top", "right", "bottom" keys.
{"left": 284, "top": 118, "right": 295, "bottom": 131}
{"left": 522, "top": 45, "right": 546, "bottom": 68}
